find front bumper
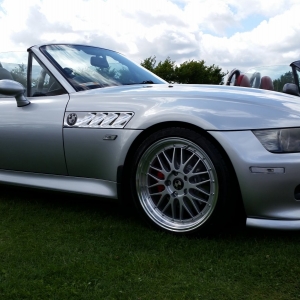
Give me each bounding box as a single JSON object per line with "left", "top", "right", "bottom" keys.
{"left": 209, "top": 130, "right": 300, "bottom": 229}
{"left": 247, "top": 218, "right": 300, "bottom": 230}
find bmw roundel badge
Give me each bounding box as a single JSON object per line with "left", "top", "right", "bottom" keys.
{"left": 67, "top": 113, "right": 77, "bottom": 126}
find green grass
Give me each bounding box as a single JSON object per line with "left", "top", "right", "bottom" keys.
{"left": 0, "top": 185, "right": 300, "bottom": 300}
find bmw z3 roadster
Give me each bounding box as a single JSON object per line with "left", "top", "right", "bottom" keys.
{"left": 0, "top": 44, "right": 300, "bottom": 235}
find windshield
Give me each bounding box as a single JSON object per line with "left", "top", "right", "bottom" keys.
{"left": 40, "top": 44, "right": 166, "bottom": 91}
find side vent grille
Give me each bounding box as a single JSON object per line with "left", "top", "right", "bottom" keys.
{"left": 64, "top": 112, "right": 134, "bottom": 128}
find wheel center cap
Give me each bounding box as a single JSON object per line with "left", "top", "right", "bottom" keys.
{"left": 173, "top": 178, "right": 184, "bottom": 190}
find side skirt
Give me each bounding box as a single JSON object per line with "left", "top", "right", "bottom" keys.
{"left": 0, "top": 169, "right": 118, "bottom": 199}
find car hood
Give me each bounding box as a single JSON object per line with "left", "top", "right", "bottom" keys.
{"left": 66, "top": 84, "right": 300, "bottom": 130}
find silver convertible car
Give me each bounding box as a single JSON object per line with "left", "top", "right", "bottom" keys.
{"left": 1, "top": 44, "right": 300, "bottom": 235}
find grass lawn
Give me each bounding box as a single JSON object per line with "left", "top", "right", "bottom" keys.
{"left": 0, "top": 184, "right": 299, "bottom": 300}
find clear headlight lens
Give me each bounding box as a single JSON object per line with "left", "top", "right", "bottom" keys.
{"left": 253, "top": 128, "right": 300, "bottom": 153}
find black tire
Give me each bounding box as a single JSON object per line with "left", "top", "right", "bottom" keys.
{"left": 130, "top": 127, "right": 236, "bottom": 235}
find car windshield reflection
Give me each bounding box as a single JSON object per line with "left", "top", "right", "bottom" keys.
{"left": 40, "top": 44, "right": 166, "bottom": 91}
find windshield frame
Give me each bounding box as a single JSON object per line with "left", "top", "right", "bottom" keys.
{"left": 40, "top": 44, "right": 166, "bottom": 91}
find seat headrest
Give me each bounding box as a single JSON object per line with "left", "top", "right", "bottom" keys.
{"left": 260, "top": 76, "right": 274, "bottom": 90}
{"left": 235, "top": 74, "right": 251, "bottom": 87}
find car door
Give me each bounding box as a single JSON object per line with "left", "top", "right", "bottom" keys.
{"left": 0, "top": 51, "right": 69, "bottom": 175}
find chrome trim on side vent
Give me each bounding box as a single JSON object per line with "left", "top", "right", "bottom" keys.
{"left": 64, "top": 112, "right": 134, "bottom": 128}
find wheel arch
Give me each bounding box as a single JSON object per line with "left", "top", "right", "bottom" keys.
{"left": 119, "top": 121, "right": 245, "bottom": 218}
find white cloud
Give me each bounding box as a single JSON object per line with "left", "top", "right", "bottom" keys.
{"left": 183, "top": 0, "right": 238, "bottom": 35}
{"left": 200, "top": 3, "right": 300, "bottom": 71}
{"left": 0, "top": 0, "right": 299, "bottom": 72}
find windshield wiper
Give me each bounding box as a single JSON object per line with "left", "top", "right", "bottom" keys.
{"left": 140, "top": 80, "right": 154, "bottom": 84}
{"left": 123, "top": 80, "right": 155, "bottom": 85}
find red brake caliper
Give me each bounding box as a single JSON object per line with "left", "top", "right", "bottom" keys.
{"left": 157, "top": 171, "right": 165, "bottom": 192}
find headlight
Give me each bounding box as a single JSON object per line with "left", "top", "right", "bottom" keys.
{"left": 252, "top": 128, "right": 300, "bottom": 153}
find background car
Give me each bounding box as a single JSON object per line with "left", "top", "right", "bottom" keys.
{"left": 1, "top": 44, "right": 300, "bottom": 235}
{"left": 223, "top": 61, "right": 300, "bottom": 97}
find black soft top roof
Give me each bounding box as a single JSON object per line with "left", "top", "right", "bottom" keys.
{"left": 290, "top": 60, "right": 300, "bottom": 69}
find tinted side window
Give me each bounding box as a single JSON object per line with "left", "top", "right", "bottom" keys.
{"left": 29, "top": 55, "right": 67, "bottom": 97}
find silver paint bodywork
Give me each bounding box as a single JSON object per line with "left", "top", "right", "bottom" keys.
{"left": 0, "top": 94, "right": 69, "bottom": 174}
{"left": 0, "top": 169, "right": 117, "bottom": 198}
{"left": 1, "top": 44, "right": 300, "bottom": 230}
{"left": 65, "top": 84, "right": 300, "bottom": 130}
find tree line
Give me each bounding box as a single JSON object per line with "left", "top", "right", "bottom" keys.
{"left": 141, "top": 56, "right": 226, "bottom": 84}
{"left": 273, "top": 71, "right": 294, "bottom": 92}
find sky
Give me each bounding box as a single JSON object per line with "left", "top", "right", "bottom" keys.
{"left": 0, "top": 0, "right": 299, "bottom": 72}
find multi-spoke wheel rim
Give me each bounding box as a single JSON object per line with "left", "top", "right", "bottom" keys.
{"left": 136, "top": 138, "right": 219, "bottom": 232}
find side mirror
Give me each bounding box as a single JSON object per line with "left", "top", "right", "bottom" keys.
{"left": 283, "top": 83, "right": 300, "bottom": 97}
{"left": 0, "top": 79, "right": 30, "bottom": 107}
